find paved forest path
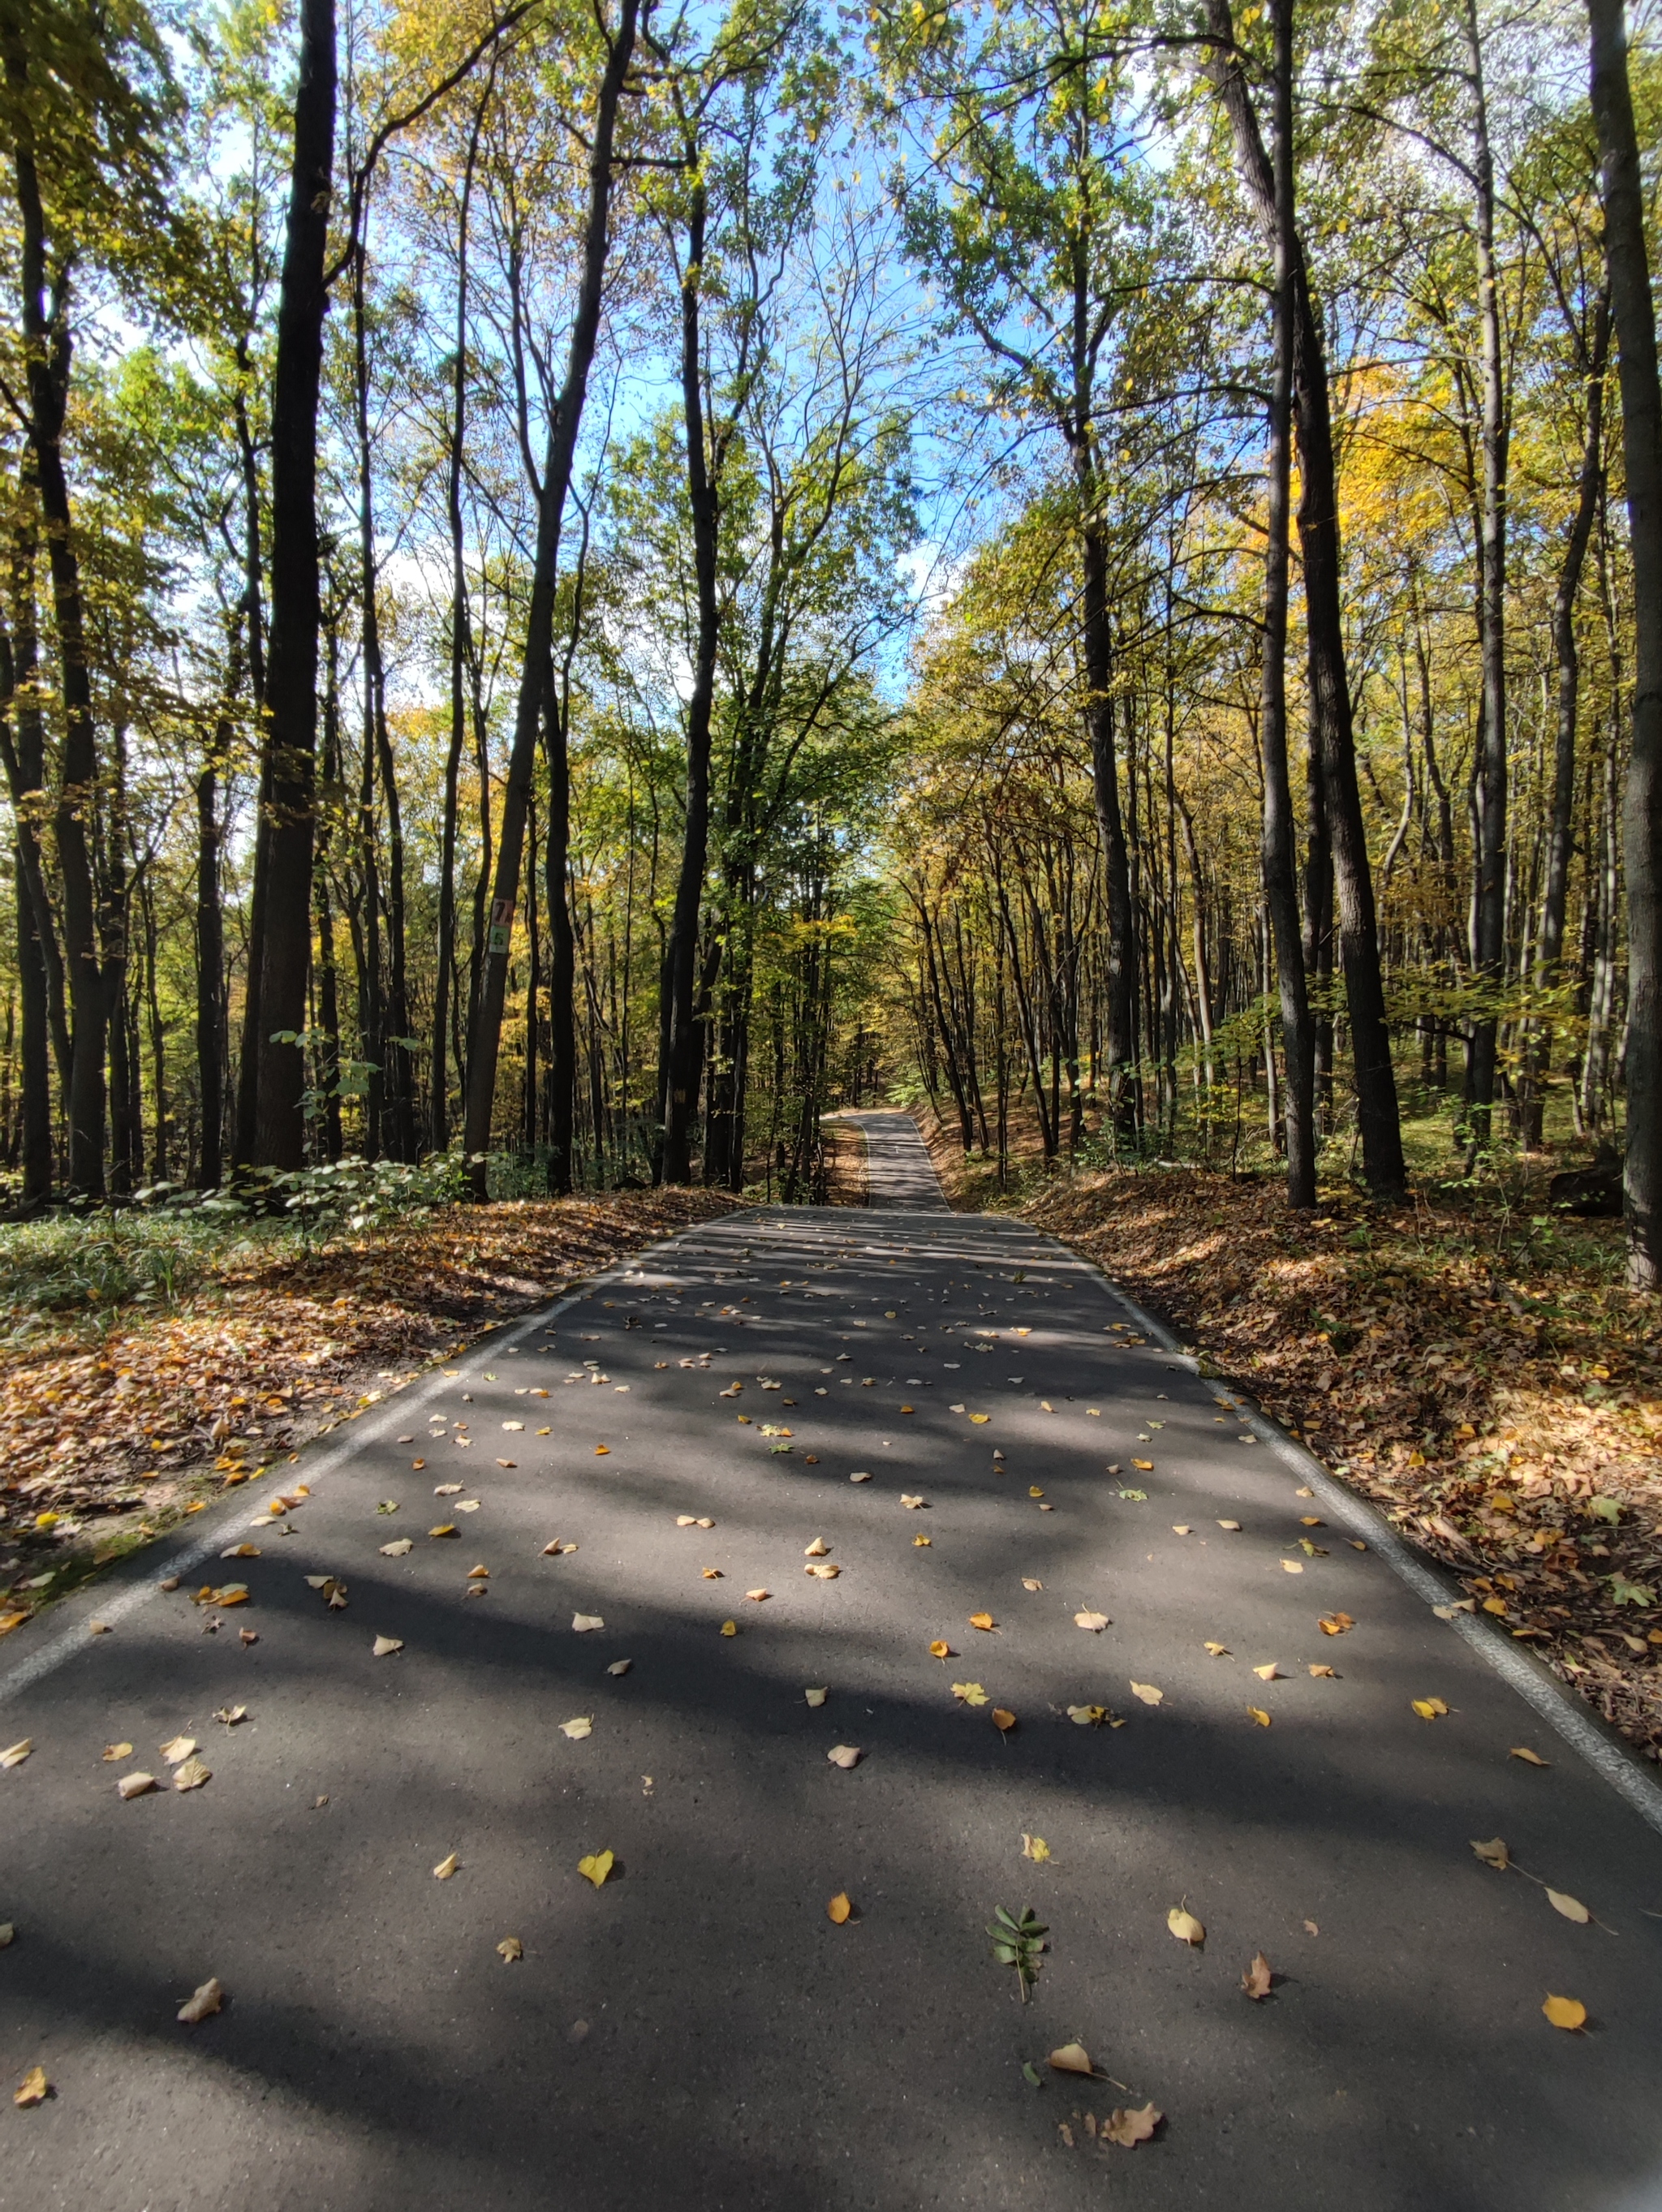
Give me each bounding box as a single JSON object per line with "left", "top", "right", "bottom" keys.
{"left": 2, "top": 1128, "right": 1660, "bottom": 2210}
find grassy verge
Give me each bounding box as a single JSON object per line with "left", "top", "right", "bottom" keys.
{"left": 0, "top": 1187, "right": 743, "bottom": 1639}
{"left": 914, "top": 1101, "right": 1662, "bottom": 1766}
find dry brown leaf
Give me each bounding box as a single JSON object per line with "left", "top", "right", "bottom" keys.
{"left": 467, "top": 1564, "right": 489, "bottom": 1580}
{"left": 101, "top": 1742, "right": 133, "bottom": 1762}
{"left": 1101, "top": 2102, "right": 1160, "bottom": 2147}
{"left": 159, "top": 1736, "right": 196, "bottom": 1765}
{"left": 13, "top": 2066, "right": 48, "bottom": 2107}
{"left": 117, "top": 1771, "right": 157, "bottom": 1798}
{"left": 177, "top": 1977, "right": 226, "bottom": 2024}
{"left": 1203, "top": 1641, "right": 1230, "bottom": 1657}
{"left": 803, "top": 1564, "right": 839, "bottom": 1581}
{"left": 901, "top": 1495, "right": 926, "bottom": 1509}
{"left": 827, "top": 1744, "right": 863, "bottom": 1768}
{"left": 497, "top": 1937, "right": 523, "bottom": 1962}
{"left": 992, "top": 1707, "right": 1017, "bottom": 1732}
{"left": 969, "top": 1612, "right": 997, "bottom": 1632}
{"left": 433, "top": 1852, "right": 460, "bottom": 1879}
{"left": 1048, "top": 2042, "right": 1093, "bottom": 2076}
{"left": 1318, "top": 1613, "right": 1354, "bottom": 1636}
{"left": 804, "top": 1686, "right": 828, "bottom": 1706}
{"left": 1067, "top": 1703, "right": 1111, "bottom": 1726}
{"left": 213, "top": 1706, "right": 247, "bottom": 1727}
{"left": 1241, "top": 1952, "right": 1273, "bottom": 2000}
{"left": 1075, "top": 1611, "right": 1109, "bottom": 1633}
{"left": 560, "top": 1716, "right": 594, "bottom": 1741}
{"left": 1546, "top": 1889, "right": 1591, "bottom": 1924}
{"left": 701, "top": 1566, "right": 723, "bottom": 1579}
{"left": 221, "top": 1543, "right": 260, "bottom": 1560}
{"left": 1543, "top": 1994, "right": 1587, "bottom": 2030}
{"left": 804, "top": 1538, "right": 830, "bottom": 1556}
{"left": 1129, "top": 1681, "right": 1162, "bottom": 1705}
{"left": 1023, "top": 1577, "right": 1044, "bottom": 1590}
{"left": 372, "top": 1634, "right": 403, "bottom": 1657}
{"left": 1510, "top": 1747, "right": 1550, "bottom": 1767}
{"left": 1251, "top": 1663, "right": 1281, "bottom": 1681}
{"left": 1308, "top": 1663, "right": 1337, "bottom": 1678}
{"left": 747, "top": 1587, "right": 773, "bottom": 1601}
{"left": 173, "top": 1755, "right": 211, "bottom": 1792}
{"left": 1470, "top": 1836, "right": 1510, "bottom": 1870}
{"left": 1168, "top": 1905, "right": 1204, "bottom": 1945}
{"left": 827, "top": 1892, "right": 853, "bottom": 1924}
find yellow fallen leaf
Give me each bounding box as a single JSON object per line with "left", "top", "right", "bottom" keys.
{"left": 1543, "top": 1994, "right": 1587, "bottom": 2030}
{"left": 1075, "top": 1611, "right": 1109, "bottom": 1633}
{"left": 159, "top": 1736, "right": 196, "bottom": 1766}
{"left": 1318, "top": 1613, "right": 1354, "bottom": 1635}
{"left": 0, "top": 1612, "right": 27, "bottom": 1638}
{"left": 1130, "top": 1682, "right": 1162, "bottom": 1706}
{"left": 1168, "top": 1905, "right": 1204, "bottom": 1945}
{"left": 372, "top": 1634, "right": 403, "bottom": 1657}
{"left": 1048, "top": 2041, "right": 1093, "bottom": 2075}
{"left": 1246, "top": 1706, "right": 1272, "bottom": 1728}
{"left": 720, "top": 1619, "right": 737, "bottom": 1636}
{"left": 1412, "top": 1698, "right": 1449, "bottom": 1719}
{"left": 433, "top": 1852, "right": 460, "bottom": 1879}
{"left": 1546, "top": 1889, "right": 1590, "bottom": 1924}
{"left": 177, "top": 1977, "right": 225, "bottom": 2024}
{"left": 1067, "top": 1704, "right": 1110, "bottom": 1726}
{"left": 1203, "top": 1642, "right": 1230, "bottom": 1657}
{"left": 901, "top": 1494, "right": 926, "bottom": 1509}
{"left": 381, "top": 1539, "right": 413, "bottom": 1557}
{"left": 804, "top": 1687, "right": 828, "bottom": 1706}
{"left": 826, "top": 1891, "right": 853, "bottom": 1924}
{"left": 467, "top": 1564, "right": 489, "bottom": 1580}
{"left": 804, "top": 1538, "right": 829, "bottom": 1556}
{"left": 595, "top": 1445, "right": 609, "bottom": 1454}
{"left": 577, "top": 1848, "right": 614, "bottom": 1888}
{"left": 117, "top": 1771, "right": 157, "bottom": 1798}
{"left": 1242, "top": 1952, "right": 1273, "bottom": 2000}
{"left": 1252, "top": 1663, "right": 1280, "bottom": 1681}
{"left": 14, "top": 2065, "right": 48, "bottom": 2107}
{"left": 928, "top": 1640, "right": 951, "bottom": 1659}
{"left": 1102, "top": 2102, "right": 1160, "bottom": 2148}
{"left": 1308, "top": 1663, "right": 1337, "bottom": 1678}
{"left": 213, "top": 1706, "right": 247, "bottom": 1727}
{"left": 101, "top": 1742, "right": 133, "bottom": 1762}
{"left": 1132, "top": 1458, "right": 1153, "bottom": 1470}
{"left": 992, "top": 1707, "right": 1017, "bottom": 1732}
{"left": 1022, "top": 1834, "right": 1051, "bottom": 1861}
{"left": 827, "top": 1744, "right": 862, "bottom": 1767}
{"left": 969, "top": 1413, "right": 989, "bottom": 1425}
{"left": 1031, "top": 1487, "right": 1046, "bottom": 1500}
{"left": 951, "top": 1681, "right": 988, "bottom": 1705}
{"left": 433, "top": 1483, "right": 463, "bottom": 1496}
{"left": 1, "top": 1739, "right": 33, "bottom": 1769}
{"left": 221, "top": 1543, "right": 260, "bottom": 1560}
{"left": 913, "top": 1534, "right": 932, "bottom": 1547}
{"left": 804, "top": 1564, "right": 839, "bottom": 1580}
{"left": 1022, "top": 1577, "right": 1044, "bottom": 1591}
{"left": 1510, "top": 1747, "right": 1550, "bottom": 1767}
{"left": 1281, "top": 1560, "right": 1304, "bottom": 1574}
{"left": 497, "top": 1937, "right": 523, "bottom": 1962}
{"left": 1217, "top": 1519, "right": 1241, "bottom": 1531}
{"left": 560, "top": 1716, "right": 593, "bottom": 1741}
{"left": 968, "top": 1612, "right": 997, "bottom": 1631}
{"left": 429, "top": 1524, "right": 459, "bottom": 1539}
{"left": 676, "top": 1515, "right": 698, "bottom": 1526}
{"left": 1470, "top": 1836, "right": 1510, "bottom": 1870}
{"left": 1171, "top": 1523, "right": 1191, "bottom": 1535}
{"left": 748, "top": 1587, "right": 773, "bottom": 1601}
{"left": 173, "top": 1756, "right": 212, "bottom": 1792}
{"left": 701, "top": 1567, "right": 723, "bottom": 1579}
{"left": 572, "top": 1613, "right": 605, "bottom": 1633}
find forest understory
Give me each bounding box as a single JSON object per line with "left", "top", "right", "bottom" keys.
{"left": 914, "top": 1103, "right": 1662, "bottom": 1766}
{"left": 0, "top": 1187, "right": 741, "bottom": 1638}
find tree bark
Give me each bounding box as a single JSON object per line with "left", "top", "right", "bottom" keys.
{"left": 461, "top": 0, "right": 640, "bottom": 1198}
{"left": 252, "top": 0, "right": 337, "bottom": 1168}
{"left": 1587, "top": 0, "right": 1662, "bottom": 1288}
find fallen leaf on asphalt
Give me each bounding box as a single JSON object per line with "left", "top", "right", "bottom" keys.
{"left": 969, "top": 1612, "right": 997, "bottom": 1632}
{"left": 1281, "top": 1560, "right": 1303, "bottom": 1574}
{"left": 433, "top": 1483, "right": 463, "bottom": 1496}
{"left": 381, "top": 1539, "right": 414, "bottom": 1557}
{"left": 701, "top": 1567, "right": 723, "bottom": 1580}
{"left": 1308, "top": 1663, "right": 1337, "bottom": 1678}
{"left": 1023, "top": 1577, "right": 1044, "bottom": 1591}
{"left": 1218, "top": 1520, "right": 1242, "bottom": 1531}
{"left": 433, "top": 1853, "right": 460, "bottom": 1879}
{"left": 1048, "top": 2042, "right": 1092, "bottom": 2075}
{"left": 1102, "top": 2102, "right": 1160, "bottom": 2147}
{"left": 1130, "top": 1682, "right": 1163, "bottom": 1705}
{"left": 1432, "top": 1600, "right": 1476, "bottom": 1619}
{"left": 1031, "top": 1488, "right": 1047, "bottom": 1501}
{"left": 1204, "top": 1642, "right": 1230, "bottom": 1657}
{"left": 502, "top": 1421, "right": 523, "bottom": 1432}
{"left": 748, "top": 1587, "right": 773, "bottom": 1601}
{"left": 1252, "top": 1663, "right": 1281, "bottom": 1681}
{"left": 901, "top": 1495, "right": 926, "bottom": 1509}
{"left": 953, "top": 1681, "right": 989, "bottom": 1705}
{"left": 458, "top": 1500, "right": 480, "bottom": 1512}
{"left": 1318, "top": 1613, "right": 1354, "bottom": 1636}
{"left": 606, "top": 1659, "right": 633, "bottom": 1679}
{"left": 1546, "top": 1889, "right": 1591, "bottom": 1924}
{"left": 804, "top": 1538, "right": 830, "bottom": 1556}
{"left": 928, "top": 1640, "right": 952, "bottom": 1659}
{"left": 1171, "top": 1523, "right": 1191, "bottom": 1535}
{"left": 827, "top": 1892, "right": 853, "bottom": 1924}
{"left": 969, "top": 1414, "right": 989, "bottom": 1425}
{"left": 1470, "top": 1836, "right": 1510, "bottom": 1870}
{"left": 118, "top": 1771, "right": 157, "bottom": 1798}
{"left": 1132, "top": 1458, "right": 1152, "bottom": 1470}
{"left": 695, "top": 1517, "right": 713, "bottom": 1529}
{"left": 849, "top": 1470, "right": 872, "bottom": 1483}
{"left": 13, "top": 2066, "right": 48, "bottom": 2107}
{"left": 1543, "top": 1994, "right": 1587, "bottom": 2030}
{"left": 429, "top": 1525, "right": 459, "bottom": 1539}
{"left": 372, "top": 1634, "right": 403, "bottom": 1657}
{"left": 1246, "top": 1706, "right": 1272, "bottom": 1728}
{"left": 174, "top": 1756, "right": 211, "bottom": 1792}
{"left": 805, "top": 1687, "right": 828, "bottom": 1706}
{"left": 497, "top": 1937, "right": 523, "bottom": 1962}
{"left": 1075, "top": 1612, "right": 1109, "bottom": 1633}
{"left": 595, "top": 1446, "right": 610, "bottom": 1455}
{"left": 572, "top": 1614, "right": 604, "bottom": 1633}
{"left": 213, "top": 1706, "right": 248, "bottom": 1727}
{"left": 0, "top": 1926, "right": 11, "bottom": 1946}
{"left": 177, "top": 1977, "right": 226, "bottom": 2024}
{"left": 239, "top": 1629, "right": 258, "bottom": 1646}
{"left": 1412, "top": 1698, "right": 1449, "bottom": 1719}
{"left": 221, "top": 1544, "right": 260, "bottom": 1560}
{"left": 720, "top": 1619, "right": 737, "bottom": 1636}
{"left": 827, "top": 1745, "right": 862, "bottom": 1767}
{"left": 1023, "top": 1834, "right": 1051, "bottom": 1861}
{"left": 577, "top": 1849, "right": 614, "bottom": 1888}
{"left": 804, "top": 1564, "right": 839, "bottom": 1581}
{"left": 1241, "top": 1952, "right": 1273, "bottom": 2000}
{"left": 1304, "top": 1919, "right": 1320, "bottom": 1934}
{"left": 1168, "top": 1906, "right": 1204, "bottom": 1945}
{"left": 676, "top": 1515, "right": 698, "bottom": 1527}
{"left": 159, "top": 1736, "right": 196, "bottom": 1765}
{"left": 1067, "top": 1704, "right": 1111, "bottom": 1726}
{"left": 1299, "top": 1516, "right": 1324, "bottom": 1528}
{"left": 101, "top": 1742, "right": 132, "bottom": 1762}
{"left": 561, "top": 1717, "right": 594, "bottom": 1741}
{"left": 992, "top": 1707, "right": 1017, "bottom": 1732}
{"left": 1510, "top": 1747, "right": 1550, "bottom": 1767}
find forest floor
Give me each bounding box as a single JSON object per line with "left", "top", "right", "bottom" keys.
{"left": 0, "top": 1187, "right": 743, "bottom": 1637}
{"left": 913, "top": 1100, "right": 1662, "bottom": 1765}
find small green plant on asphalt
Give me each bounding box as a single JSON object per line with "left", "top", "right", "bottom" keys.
{"left": 989, "top": 1905, "right": 1047, "bottom": 2003}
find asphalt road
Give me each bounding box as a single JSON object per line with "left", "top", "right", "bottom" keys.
{"left": 2, "top": 1115, "right": 1660, "bottom": 2210}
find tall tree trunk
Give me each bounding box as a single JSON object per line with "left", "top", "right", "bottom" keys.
{"left": 1259, "top": 0, "right": 1316, "bottom": 1206}
{"left": 13, "top": 844, "right": 48, "bottom": 1206}
{"left": 1206, "top": 0, "right": 1406, "bottom": 1199}
{"left": 462, "top": 0, "right": 640, "bottom": 1198}
{"left": 544, "top": 672, "right": 577, "bottom": 1194}
{"left": 660, "top": 179, "right": 718, "bottom": 1186}
{"left": 252, "top": 0, "right": 337, "bottom": 1168}
{"left": 1587, "top": 0, "right": 1662, "bottom": 1289}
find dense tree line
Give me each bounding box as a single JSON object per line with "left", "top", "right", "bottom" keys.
{"left": 0, "top": 0, "right": 1653, "bottom": 1280}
